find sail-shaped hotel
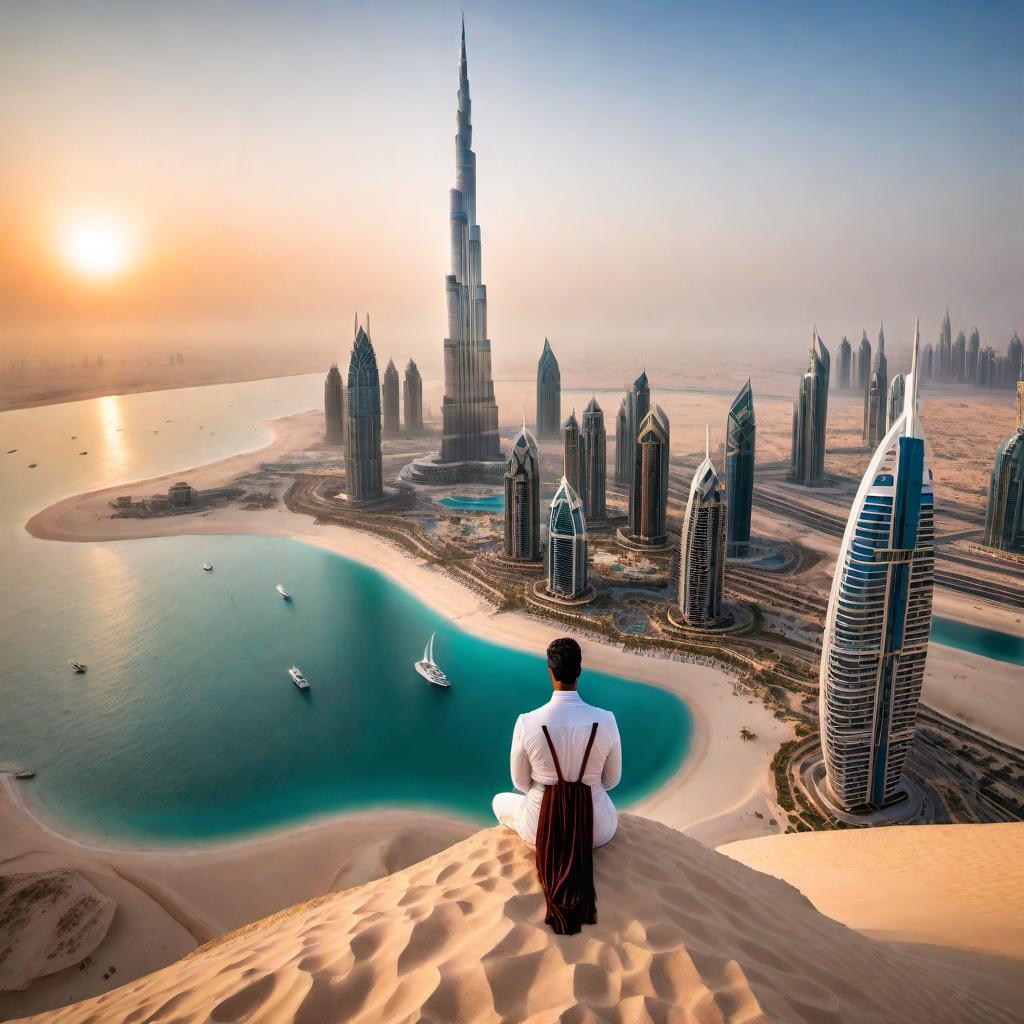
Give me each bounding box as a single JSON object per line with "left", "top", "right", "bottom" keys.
{"left": 406, "top": 20, "right": 504, "bottom": 483}
{"left": 819, "top": 322, "right": 935, "bottom": 812}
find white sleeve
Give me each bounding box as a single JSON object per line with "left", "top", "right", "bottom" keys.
{"left": 510, "top": 715, "right": 533, "bottom": 794}
{"left": 601, "top": 718, "right": 622, "bottom": 791}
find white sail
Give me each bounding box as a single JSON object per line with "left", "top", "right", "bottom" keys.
{"left": 426, "top": 632, "right": 436, "bottom": 665}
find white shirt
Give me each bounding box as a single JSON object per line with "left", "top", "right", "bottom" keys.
{"left": 510, "top": 690, "right": 622, "bottom": 847}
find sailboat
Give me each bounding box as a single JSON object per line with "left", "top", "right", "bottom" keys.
{"left": 415, "top": 632, "right": 450, "bottom": 688}
{"left": 276, "top": 584, "right": 291, "bottom": 600}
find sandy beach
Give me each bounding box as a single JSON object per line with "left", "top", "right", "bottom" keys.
{"left": 8, "top": 410, "right": 791, "bottom": 1017}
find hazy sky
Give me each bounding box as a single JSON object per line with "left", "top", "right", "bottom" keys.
{"left": 1, "top": 0, "right": 1021, "bottom": 376}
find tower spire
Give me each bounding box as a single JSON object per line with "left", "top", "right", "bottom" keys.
{"left": 905, "top": 318, "right": 920, "bottom": 437}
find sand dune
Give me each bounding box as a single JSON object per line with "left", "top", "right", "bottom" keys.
{"left": 17, "top": 815, "right": 1020, "bottom": 1024}
{"left": 720, "top": 823, "right": 1024, "bottom": 959}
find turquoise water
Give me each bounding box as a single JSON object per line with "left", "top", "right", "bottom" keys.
{"left": 0, "top": 381, "right": 688, "bottom": 844}
{"left": 439, "top": 493, "right": 504, "bottom": 511}
{"left": 931, "top": 617, "right": 1024, "bottom": 666}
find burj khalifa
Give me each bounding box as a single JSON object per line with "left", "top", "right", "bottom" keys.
{"left": 406, "top": 20, "right": 504, "bottom": 483}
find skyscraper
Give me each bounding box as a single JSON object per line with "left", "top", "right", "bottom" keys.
{"left": 863, "top": 335, "right": 888, "bottom": 448}
{"left": 984, "top": 427, "right": 1024, "bottom": 553}
{"left": 886, "top": 372, "right": 905, "bottom": 432}
{"left": 439, "top": 20, "right": 500, "bottom": 465}
{"left": 820, "top": 322, "right": 935, "bottom": 812}
{"left": 953, "top": 330, "right": 966, "bottom": 381}
{"left": 562, "top": 410, "right": 580, "bottom": 493}
{"left": 836, "top": 337, "right": 852, "bottom": 392}
{"left": 978, "top": 346, "right": 996, "bottom": 387}
{"left": 547, "top": 477, "right": 588, "bottom": 598}
{"left": 938, "top": 307, "right": 952, "bottom": 381}
{"left": 628, "top": 406, "right": 670, "bottom": 544}
{"left": 1009, "top": 331, "right": 1023, "bottom": 386}
{"left": 345, "top": 321, "right": 384, "bottom": 503}
{"left": 1017, "top": 371, "right": 1024, "bottom": 428}
{"left": 922, "top": 342, "right": 934, "bottom": 382}
{"left": 625, "top": 371, "right": 651, "bottom": 489}
{"left": 726, "top": 379, "right": 755, "bottom": 556}
{"left": 789, "top": 331, "right": 830, "bottom": 486}
{"left": 504, "top": 419, "right": 541, "bottom": 561}
{"left": 680, "top": 428, "right": 727, "bottom": 625}
{"left": 383, "top": 359, "right": 400, "bottom": 435}
{"left": 967, "top": 329, "right": 980, "bottom": 382}
{"left": 856, "top": 332, "right": 872, "bottom": 394}
{"left": 536, "top": 339, "right": 561, "bottom": 438}
{"left": 324, "top": 363, "right": 344, "bottom": 444}
{"left": 614, "top": 399, "right": 628, "bottom": 485}
{"left": 403, "top": 360, "right": 423, "bottom": 433}
{"left": 580, "top": 397, "right": 607, "bottom": 521}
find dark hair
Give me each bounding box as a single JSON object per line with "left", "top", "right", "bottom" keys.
{"left": 547, "top": 637, "right": 582, "bottom": 685}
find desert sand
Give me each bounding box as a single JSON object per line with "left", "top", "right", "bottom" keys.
{"left": 13, "top": 815, "right": 1023, "bottom": 1024}
{"left": 720, "top": 823, "right": 1024, "bottom": 959}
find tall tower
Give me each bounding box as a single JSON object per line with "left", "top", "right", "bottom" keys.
{"left": 345, "top": 321, "right": 384, "bottom": 503}
{"left": 856, "top": 331, "right": 872, "bottom": 394}
{"left": 1016, "top": 368, "right": 1024, "bottom": 428}
{"left": 984, "top": 427, "right": 1024, "bottom": 553}
{"left": 836, "top": 337, "right": 852, "bottom": 392}
{"left": 680, "top": 428, "right": 727, "bottom": 625}
{"left": 547, "top": 477, "right": 588, "bottom": 598}
{"left": 580, "top": 397, "right": 607, "bottom": 520}
{"left": 614, "top": 399, "right": 628, "bottom": 485}
{"left": 820, "top": 321, "right": 935, "bottom": 811}
{"left": 403, "top": 360, "right": 423, "bottom": 433}
{"left": 628, "top": 407, "right": 670, "bottom": 544}
{"left": 953, "top": 330, "right": 966, "bottom": 381}
{"left": 324, "top": 363, "right": 344, "bottom": 444}
{"left": 1008, "top": 331, "right": 1023, "bottom": 386}
{"left": 789, "top": 331, "right": 830, "bottom": 486}
{"left": 726, "top": 379, "right": 755, "bottom": 556}
{"left": 863, "top": 335, "right": 888, "bottom": 448}
{"left": 922, "top": 342, "right": 933, "bottom": 382}
{"left": 562, "top": 410, "right": 581, "bottom": 494}
{"left": 439, "top": 19, "right": 500, "bottom": 464}
{"left": 967, "top": 329, "right": 980, "bottom": 381}
{"left": 938, "top": 307, "right": 952, "bottom": 380}
{"left": 886, "top": 372, "right": 905, "bottom": 432}
{"left": 536, "top": 339, "right": 561, "bottom": 438}
{"left": 504, "top": 419, "right": 542, "bottom": 562}
{"left": 625, "top": 371, "right": 651, "bottom": 489}
{"left": 383, "top": 359, "right": 401, "bottom": 435}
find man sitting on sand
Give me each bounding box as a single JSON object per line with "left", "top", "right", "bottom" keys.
{"left": 492, "top": 637, "right": 622, "bottom": 849}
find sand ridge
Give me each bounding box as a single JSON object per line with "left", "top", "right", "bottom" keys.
{"left": 17, "top": 815, "right": 1021, "bottom": 1024}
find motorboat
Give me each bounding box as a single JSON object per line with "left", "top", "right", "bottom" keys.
{"left": 202, "top": 563, "right": 213, "bottom": 571}
{"left": 276, "top": 584, "right": 291, "bottom": 600}
{"left": 415, "top": 632, "right": 450, "bottom": 688}
{"left": 288, "top": 666, "right": 309, "bottom": 690}
{"left": 70, "top": 661, "right": 86, "bottom": 673}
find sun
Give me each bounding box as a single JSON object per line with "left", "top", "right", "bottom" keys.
{"left": 58, "top": 213, "right": 135, "bottom": 282}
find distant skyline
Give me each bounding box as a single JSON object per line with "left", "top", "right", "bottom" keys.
{"left": 1, "top": 0, "right": 1021, "bottom": 375}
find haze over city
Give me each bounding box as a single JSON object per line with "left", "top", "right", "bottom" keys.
{"left": 2, "top": 0, "right": 1021, "bottom": 376}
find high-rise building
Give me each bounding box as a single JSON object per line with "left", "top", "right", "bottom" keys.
{"left": 324, "top": 363, "right": 344, "bottom": 444}
{"left": 984, "top": 427, "right": 1024, "bottom": 553}
{"left": 562, "top": 410, "right": 581, "bottom": 494}
{"left": 383, "top": 359, "right": 401, "bottom": 435}
{"left": 836, "top": 337, "right": 852, "bottom": 391}
{"left": 952, "top": 330, "right": 966, "bottom": 382}
{"left": 938, "top": 307, "right": 952, "bottom": 381}
{"left": 680, "top": 428, "right": 727, "bottom": 624}
{"left": 820, "top": 321, "right": 935, "bottom": 812}
{"left": 345, "top": 321, "right": 384, "bottom": 503}
{"left": 1009, "top": 331, "right": 1024, "bottom": 386}
{"left": 978, "top": 346, "right": 996, "bottom": 387}
{"left": 789, "top": 331, "right": 830, "bottom": 486}
{"left": 504, "top": 419, "right": 542, "bottom": 561}
{"left": 614, "top": 399, "right": 628, "bottom": 485}
{"left": 922, "top": 342, "right": 934, "bottom": 382}
{"left": 886, "top": 372, "right": 905, "bottom": 432}
{"left": 863, "top": 334, "right": 888, "bottom": 448}
{"left": 856, "top": 332, "right": 872, "bottom": 394}
{"left": 625, "top": 371, "right": 651, "bottom": 489}
{"left": 580, "top": 397, "right": 606, "bottom": 521}
{"left": 628, "top": 407, "right": 670, "bottom": 544}
{"left": 726, "top": 379, "right": 755, "bottom": 556}
{"left": 547, "top": 477, "right": 588, "bottom": 598}
{"left": 403, "top": 360, "right": 423, "bottom": 433}
{"left": 536, "top": 338, "right": 561, "bottom": 438}
{"left": 1017, "top": 371, "right": 1024, "bottom": 428}
{"left": 967, "top": 329, "right": 980, "bottom": 382}
{"left": 439, "top": 20, "right": 500, "bottom": 465}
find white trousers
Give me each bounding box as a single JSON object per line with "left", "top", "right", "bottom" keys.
{"left": 492, "top": 791, "right": 524, "bottom": 831}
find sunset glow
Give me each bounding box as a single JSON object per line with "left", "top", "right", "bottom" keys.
{"left": 59, "top": 213, "right": 135, "bottom": 282}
